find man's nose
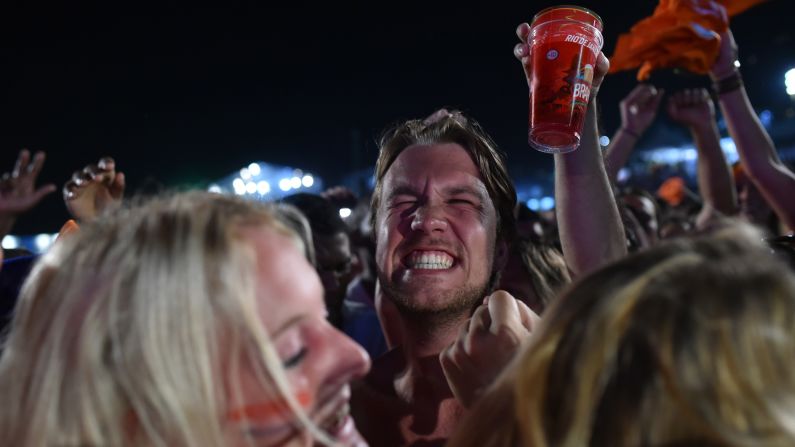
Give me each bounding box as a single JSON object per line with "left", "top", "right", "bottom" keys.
{"left": 410, "top": 204, "right": 448, "bottom": 233}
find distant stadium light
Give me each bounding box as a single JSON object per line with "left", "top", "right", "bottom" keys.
{"left": 290, "top": 176, "right": 302, "bottom": 189}
{"left": 232, "top": 178, "right": 246, "bottom": 195}
{"left": 240, "top": 168, "right": 251, "bottom": 180}
{"left": 759, "top": 110, "right": 773, "bottom": 129}
{"left": 339, "top": 207, "right": 352, "bottom": 219}
{"left": 248, "top": 163, "right": 261, "bottom": 176}
{"left": 617, "top": 168, "right": 631, "bottom": 183}
{"left": 245, "top": 182, "right": 257, "bottom": 194}
{"left": 208, "top": 184, "right": 222, "bottom": 194}
{"left": 257, "top": 180, "right": 270, "bottom": 195}
{"left": 786, "top": 68, "right": 795, "bottom": 96}
{"left": 2, "top": 235, "right": 19, "bottom": 250}
{"left": 539, "top": 197, "right": 555, "bottom": 211}
{"left": 599, "top": 135, "right": 610, "bottom": 147}
{"left": 527, "top": 198, "right": 540, "bottom": 211}
{"left": 34, "top": 234, "right": 53, "bottom": 252}
{"left": 302, "top": 175, "right": 314, "bottom": 188}
{"left": 279, "top": 178, "right": 291, "bottom": 192}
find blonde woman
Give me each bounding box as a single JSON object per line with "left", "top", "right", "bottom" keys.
{"left": 448, "top": 223, "right": 795, "bottom": 447}
{"left": 0, "top": 191, "right": 370, "bottom": 446}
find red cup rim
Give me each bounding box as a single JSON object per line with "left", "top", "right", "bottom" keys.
{"left": 531, "top": 5, "right": 603, "bottom": 31}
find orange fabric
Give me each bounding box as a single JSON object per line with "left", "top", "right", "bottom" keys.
{"left": 609, "top": 0, "right": 767, "bottom": 80}
{"left": 658, "top": 176, "right": 687, "bottom": 207}
{"left": 732, "top": 162, "right": 748, "bottom": 185}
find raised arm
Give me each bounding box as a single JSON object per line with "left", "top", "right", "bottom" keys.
{"left": 63, "top": 157, "right": 125, "bottom": 223}
{"left": 710, "top": 30, "right": 795, "bottom": 231}
{"left": 604, "top": 84, "right": 664, "bottom": 183}
{"left": 666, "top": 88, "right": 737, "bottom": 225}
{"left": 515, "top": 24, "right": 627, "bottom": 277}
{"left": 0, "top": 149, "right": 56, "bottom": 239}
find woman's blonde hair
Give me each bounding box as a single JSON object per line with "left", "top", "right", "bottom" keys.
{"left": 0, "top": 191, "right": 325, "bottom": 446}
{"left": 449, "top": 223, "right": 795, "bottom": 447}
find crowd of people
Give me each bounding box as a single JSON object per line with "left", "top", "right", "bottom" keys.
{"left": 0, "top": 15, "right": 794, "bottom": 447}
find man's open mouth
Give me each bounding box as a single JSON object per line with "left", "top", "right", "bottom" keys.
{"left": 403, "top": 250, "right": 455, "bottom": 270}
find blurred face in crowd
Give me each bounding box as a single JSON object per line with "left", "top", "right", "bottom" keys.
{"left": 622, "top": 193, "right": 659, "bottom": 246}
{"left": 374, "top": 143, "right": 499, "bottom": 316}
{"left": 228, "top": 227, "right": 370, "bottom": 446}
{"left": 314, "top": 231, "right": 353, "bottom": 304}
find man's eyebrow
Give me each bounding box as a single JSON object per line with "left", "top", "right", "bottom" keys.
{"left": 386, "top": 185, "right": 420, "bottom": 201}
{"left": 444, "top": 186, "right": 487, "bottom": 201}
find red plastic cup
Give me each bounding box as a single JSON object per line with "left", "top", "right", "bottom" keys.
{"left": 527, "top": 6, "right": 603, "bottom": 153}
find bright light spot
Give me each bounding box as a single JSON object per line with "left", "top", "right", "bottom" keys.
{"left": 599, "top": 135, "right": 610, "bottom": 147}
{"left": 208, "top": 184, "right": 222, "bottom": 194}
{"left": 539, "top": 197, "right": 555, "bottom": 211}
{"left": 683, "top": 149, "right": 697, "bottom": 161}
{"left": 240, "top": 168, "right": 251, "bottom": 180}
{"left": 733, "top": 60, "right": 741, "bottom": 69}
{"left": 257, "top": 181, "right": 270, "bottom": 195}
{"left": 34, "top": 234, "right": 53, "bottom": 251}
{"left": 248, "top": 163, "right": 261, "bottom": 176}
{"left": 527, "top": 198, "right": 540, "bottom": 211}
{"left": 719, "top": 137, "right": 739, "bottom": 164}
{"left": 786, "top": 68, "right": 795, "bottom": 96}
{"left": 617, "top": 168, "right": 631, "bottom": 183}
{"left": 290, "top": 176, "right": 302, "bottom": 189}
{"left": 279, "top": 179, "right": 291, "bottom": 191}
{"left": 339, "top": 207, "right": 352, "bottom": 219}
{"left": 233, "top": 178, "right": 246, "bottom": 195}
{"left": 760, "top": 110, "right": 773, "bottom": 128}
{"left": 245, "top": 182, "right": 257, "bottom": 194}
{"left": 301, "top": 175, "right": 314, "bottom": 188}
{"left": 2, "top": 235, "right": 19, "bottom": 250}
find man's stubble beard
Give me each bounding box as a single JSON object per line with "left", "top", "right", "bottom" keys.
{"left": 376, "top": 266, "right": 496, "bottom": 332}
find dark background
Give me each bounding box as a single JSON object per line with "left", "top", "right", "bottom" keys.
{"left": 1, "top": 0, "right": 792, "bottom": 233}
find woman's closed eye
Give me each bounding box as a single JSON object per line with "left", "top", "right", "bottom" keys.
{"left": 282, "top": 347, "right": 307, "bottom": 369}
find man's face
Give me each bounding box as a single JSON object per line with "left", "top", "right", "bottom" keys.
{"left": 314, "top": 231, "right": 353, "bottom": 313}
{"left": 374, "top": 143, "right": 499, "bottom": 316}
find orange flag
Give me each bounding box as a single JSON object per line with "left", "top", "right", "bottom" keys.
{"left": 609, "top": 0, "right": 767, "bottom": 80}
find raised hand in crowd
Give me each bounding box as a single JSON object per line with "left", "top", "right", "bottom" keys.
{"left": 0, "top": 149, "right": 56, "bottom": 239}
{"left": 440, "top": 291, "right": 538, "bottom": 408}
{"left": 515, "top": 23, "right": 626, "bottom": 277}
{"left": 605, "top": 84, "right": 664, "bottom": 182}
{"left": 710, "top": 28, "right": 795, "bottom": 233}
{"left": 63, "top": 157, "right": 125, "bottom": 223}
{"left": 667, "top": 88, "right": 737, "bottom": 228}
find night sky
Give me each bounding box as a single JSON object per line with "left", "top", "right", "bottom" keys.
{"left": 1, "top": 0, "right": 792, "bottom": 233}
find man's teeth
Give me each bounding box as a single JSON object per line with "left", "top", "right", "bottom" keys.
{"left": 407, "top": 251, "right": 454, "bottom": 269}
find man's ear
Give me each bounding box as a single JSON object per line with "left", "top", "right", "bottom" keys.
{"left": 494, "top": 239, "right": 510, "bottom": 272}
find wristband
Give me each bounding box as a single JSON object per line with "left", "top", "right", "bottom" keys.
{"left": 712, "top": 70, "right": 743, "bottom": 95}
{"left": 620, "top": 127, "right": 641, "bottom": 140}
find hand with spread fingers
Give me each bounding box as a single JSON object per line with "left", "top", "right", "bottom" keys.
{"left": 0, "top": 149, "right": 57, "bottom": 238}
{"left": 440, "top": 290, "right": 539, "bottom": 408}
{"left": 63, "top": 157, "right": 125, "bottom": 222}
